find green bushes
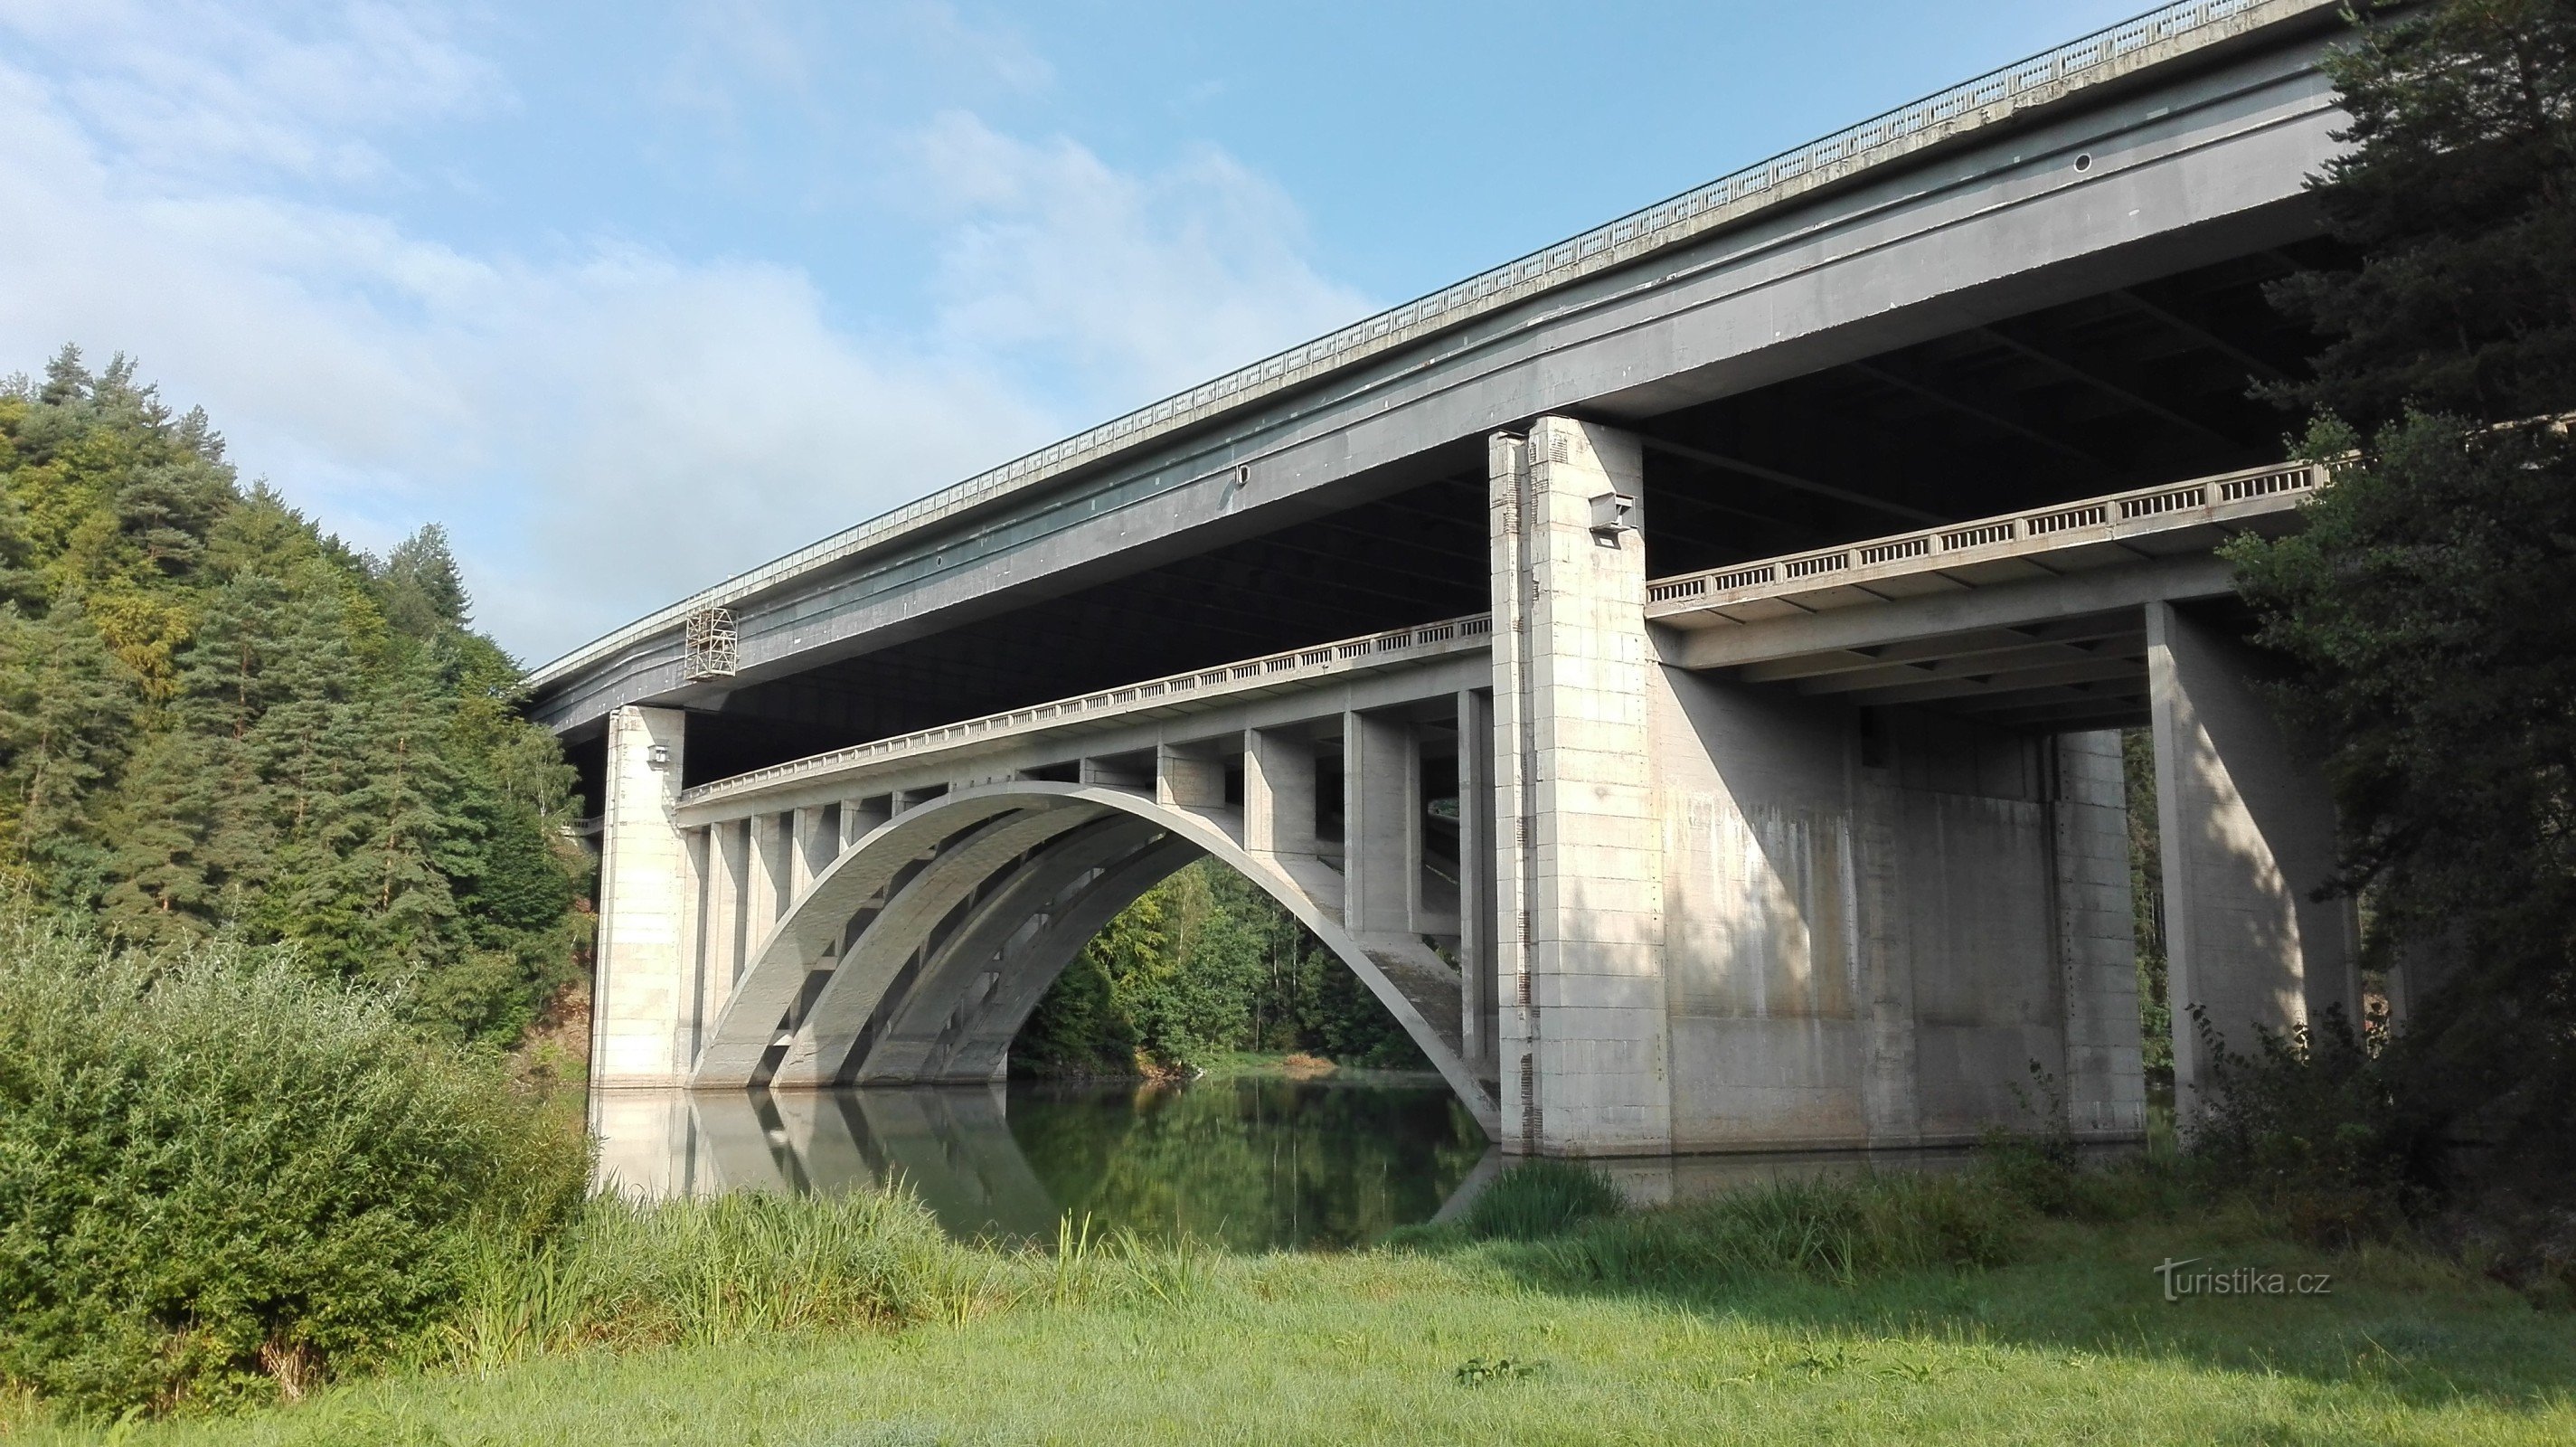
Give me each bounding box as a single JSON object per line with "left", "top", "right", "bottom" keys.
{"left": 0, "top": 903, "right": 588, "bottom": 1414}
{"left": 2185, "top": 1006, "right": 2444, "bottom": 1247}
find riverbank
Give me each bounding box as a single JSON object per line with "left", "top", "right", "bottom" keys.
{"left": 12, "top": 1177, "right": 2566, "bottom": 1444}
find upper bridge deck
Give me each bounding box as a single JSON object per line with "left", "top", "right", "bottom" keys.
{"left": 532, "top": 0, "right": 2352, "bottom": 789}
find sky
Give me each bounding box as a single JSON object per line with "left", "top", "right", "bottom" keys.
{"left": 0, "top": 0, "right": 2155, "bottom": 665}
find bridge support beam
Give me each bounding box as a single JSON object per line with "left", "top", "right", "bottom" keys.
{"left": 591, "top": 705, "right": 696, "bottom": 1089}
{"left": 2147, "top": 601, "right": 2358, "bottom": 1112}
{"left": 1492, "top": 417, "right": 1669, "bottom": 1155}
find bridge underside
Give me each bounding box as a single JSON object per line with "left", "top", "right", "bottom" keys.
{"left": 590, "top": 421, "right": 2359, "bottom": 1158}
{"left": 597, "top": 240, "right": 2344, "bottom": 795}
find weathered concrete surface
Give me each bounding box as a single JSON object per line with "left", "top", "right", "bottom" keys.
{"left": 1652, "top": 667, "right": 2145, "bottom": 1152}
{"left": 590, "top": 705, "right": 695, "bottom": 1088}
{"left": 2148, "top": 601, "right": 2357, "bottom": 1110}
{"left": 1494, "top": 419, "right": 1672, "bottom": 1155}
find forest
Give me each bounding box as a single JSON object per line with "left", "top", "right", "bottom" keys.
{"left": 0, "top": 355, "right": 1413, "bottom": 1068}
{"left": 0, "top": 350, "right": 587, "bottom": 1045}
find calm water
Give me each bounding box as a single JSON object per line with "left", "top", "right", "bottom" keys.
{"left": 592, "top": 1074, "right": 1494, "bottom": 1251}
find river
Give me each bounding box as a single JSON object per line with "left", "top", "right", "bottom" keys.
{"left": 591, "top": 1072, "right": 1495, "bottom": 1251}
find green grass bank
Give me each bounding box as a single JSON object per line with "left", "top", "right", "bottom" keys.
{"left": 8, "top": 1168, "right": 2568, "bottom": 1446}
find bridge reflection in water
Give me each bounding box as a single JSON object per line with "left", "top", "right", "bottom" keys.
{"left": 595, "top": 1077, "right": 2003, "bottom": 1250}
{"left": 594, "top": 1077, "right": 1493, "bottom": 1250}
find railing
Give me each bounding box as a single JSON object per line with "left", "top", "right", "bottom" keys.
{"left": 532, "top": 0, "right": 2327, "bottom": 695}
{"left": 1642, "top": 460, "right": 2326, "bottom": 611}
{"left": 680, "top": 613, "right": 1495, "bottom": 807}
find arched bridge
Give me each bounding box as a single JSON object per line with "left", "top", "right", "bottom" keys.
{"left": 560, "top": 2, "right": 2377, "bottom": 1157}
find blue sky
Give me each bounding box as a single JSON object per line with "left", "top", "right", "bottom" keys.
{"left": 0, "top": 0, "right": 2150, "bottom": 662}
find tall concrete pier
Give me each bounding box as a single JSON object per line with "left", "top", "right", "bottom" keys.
{"left": 549, "top": 0, "right": 2365, "bottom": 1156}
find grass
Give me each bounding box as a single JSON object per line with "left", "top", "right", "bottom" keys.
{"left": 9, "top": 1168, "right": 2568, "bottom": 1446}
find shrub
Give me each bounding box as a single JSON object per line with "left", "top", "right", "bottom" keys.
{"left": 0, "top": 903, "right": 589, "bottom": 1414}
{"left": 1458, "top": 1159, "right": 1627, "bottom": 1241}
{"left": 446, "top": 1190, "right": 993, "bottom": 1367}
{"left": 2185, "top": 1004, "right": 2442, "bottom": 1246}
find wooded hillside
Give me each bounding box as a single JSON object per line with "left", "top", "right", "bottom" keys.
{"left": 0, "top": 347, "right": 588, "bottom": 1045}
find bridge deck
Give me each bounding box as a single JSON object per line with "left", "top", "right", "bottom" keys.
{"left": 677, "top": 459, "right": 2321, "bottom": 814}
{"left": 1647, "top": 459, "right": 2319, "bottom": 626}
{"left": 682, "top": 615, "right": 1492, "bottom": 811}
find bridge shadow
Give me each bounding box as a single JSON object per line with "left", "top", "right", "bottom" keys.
{"left": 1413, "top": 1155, "right": 2553, "bottom": 1411}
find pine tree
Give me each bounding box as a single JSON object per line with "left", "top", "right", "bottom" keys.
{"left": 0, "top": 601, "right": 138, "bottom": 903}
{"left": 2228, "top": 0, "right": 2576, "bottom": 1211}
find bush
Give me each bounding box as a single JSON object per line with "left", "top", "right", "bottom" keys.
{"left": 2185, "top": 1004, "right": 2442, "bottom": 1246}
{"left": 1458, "top": 1159, "right": 1627, "bottom": 1241}
{"left": 0, "top": 903, "right": 589, "bottom": 1414}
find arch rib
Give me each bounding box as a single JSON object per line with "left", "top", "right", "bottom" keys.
{"left": 703, "top": 782, "right": 1498, "bottom": 1135}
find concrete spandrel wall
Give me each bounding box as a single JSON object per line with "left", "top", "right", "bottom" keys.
{"left": 1653, "top": 668, "right": 2104, "bottom": 1150}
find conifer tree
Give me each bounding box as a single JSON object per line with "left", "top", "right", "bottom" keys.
{"left": 2228, "top": 0, "right": 2576, "bottom": 1207}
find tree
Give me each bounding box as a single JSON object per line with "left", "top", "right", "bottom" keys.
{"left": 2226, "top": 0, "right": 2576, "bottom": 1210}
{"left": 0, "top": 352, "right": 589, "bottom": 1043}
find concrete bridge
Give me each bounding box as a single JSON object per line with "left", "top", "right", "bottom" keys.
{"left": 544, "top": 0, "right": 2364, "bottom": 1157}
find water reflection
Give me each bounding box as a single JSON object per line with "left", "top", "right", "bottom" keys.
{"left": 595, "top": 1076, "right": 1492, "bottom": 1251}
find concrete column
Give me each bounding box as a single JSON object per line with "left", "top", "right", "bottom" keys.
{"left": 705, "top": 819, "right": 750, "bottom": 1006}
{"left": 591, "top": 705, "right": 694, "bottom": 1088}
{"left": 748, "top": 812, "right": 791, "bottom": 943}
{"left": 1458, "top": 689, "right": 1497, "bottom": 1076}
{"left": 682, "top": 826, "right": 712, "bottom": 1063}
{"left": 2052, "top": 731, "right": 2147, "bottom": 1139}
{"left": 1490, "top": 417, "right": 1668, "bottom": 1155}
{"left": 841, "top": 797, "right": 891, "bottom": 851}
{"left": 2147, "top": 601, "right": 2359, "bottom": 1112}
{"left": 1344, "top": 711, "right": 1418, "bottom": 937}
{"left": 1243, "top": 728, "right": 1316, "bottom": 856}
{"left": 1156, "top": 742, "right": 1226, "bottom": 811}
{"left": 791, "top": 805, "right": 837, "bottom": 897}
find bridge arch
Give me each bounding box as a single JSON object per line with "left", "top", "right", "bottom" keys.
{"left": 694, "top": 782, "right": 1499, "bottom": 1134}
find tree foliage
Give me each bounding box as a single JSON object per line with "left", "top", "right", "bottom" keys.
{"left": 1015, "top": 860, "right": 1430, "bottom": 1074}
{"left": 0, "top": 349, "right": 588, "bottom": 1043}
{"left": 2225, "top": 0, "right": 2576, "bottom": 1213}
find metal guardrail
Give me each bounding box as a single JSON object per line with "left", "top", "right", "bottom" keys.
{"left": 680, "top": 613, "right": 1495, "bottom": 809}
{"left": 529, "top": 0, "right": 2330, "bottom": 697}
{"left": 1643, "top": 460, "right": 2325, "bottom": 613}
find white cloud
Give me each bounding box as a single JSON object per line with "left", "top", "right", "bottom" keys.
{"left": 0, "top": 4, "right": 1372, "bottom": 664}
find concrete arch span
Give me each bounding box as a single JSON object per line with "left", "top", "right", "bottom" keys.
{"left": 695, "top": 782, "right": 1500, "bottom": 1136}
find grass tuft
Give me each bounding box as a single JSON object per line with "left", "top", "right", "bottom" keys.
{"left": 1457, "top": 1159, "right": 1627, "bottom": 1241}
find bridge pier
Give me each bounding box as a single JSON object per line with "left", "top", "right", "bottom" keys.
{"left": 1492, "top": 418, "right": 1671, "bottom": 1155}
{"left": 590, "top": 705, "right": 696, "bottom": 1089}
{"left": 2147, "top": 601, "right": 2358, "bottom": 1111}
